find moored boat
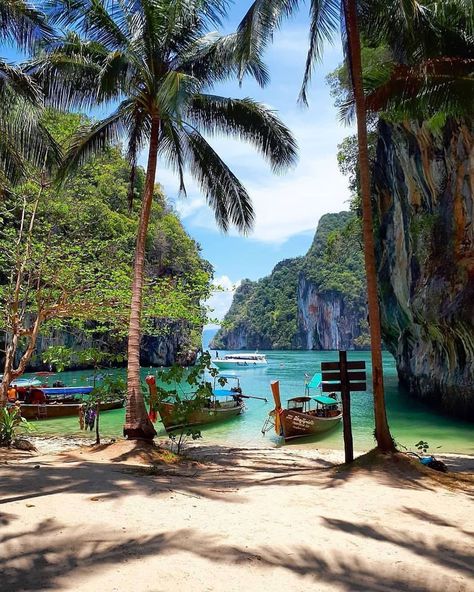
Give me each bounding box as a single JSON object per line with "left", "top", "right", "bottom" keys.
{"left": 212, "top": 352, "right": 267, "bottom": 369}
{"left": 7, "top": 382, "right": 124, "bottom": 420}
{"left": 146, "top": 374, "right": 245, "bottom": 431}
{"left": 263, "top": 376, "right": 342, "bottom": 441}
{"left": 17, "top": 399, "right": 124, "bottom": 420}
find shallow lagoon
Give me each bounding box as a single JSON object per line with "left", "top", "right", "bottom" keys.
{"left": 23, "top": 348, "right": 474, "bottom": 455}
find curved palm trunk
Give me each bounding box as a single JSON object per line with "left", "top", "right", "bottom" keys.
{"left": 343, "top": 0, "right": 395, "bottom": 452}
{"left": 123, "top": 115, "right": 160, "bottom": 440}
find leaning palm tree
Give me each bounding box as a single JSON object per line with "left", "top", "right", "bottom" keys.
{"left": 0, "top": 0, "right": 56, "bottom": 192}
{"left": 238, "top": 0, "right": 473, "bottom": 452}
{"left": 34, "top": 0, "right": 297, "bottom": 440}
{"left": 237, "top": 0, "right": 447, "bottom": 452}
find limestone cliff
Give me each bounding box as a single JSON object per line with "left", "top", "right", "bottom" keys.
{"left": 374, "top": 119, "right": 474, "bottom": 419}
{"left": 212, "top": 212, "right": 369, "bottom": 351}
{"left": 297, "top": 277, "right": 368, "bottom": 350}
{"left": 18, "top": 319, "right": 199, "bottom": 370}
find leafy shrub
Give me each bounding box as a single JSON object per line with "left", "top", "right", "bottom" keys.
{"left": 0, "top": 407, "right": 32, "bottom": 447}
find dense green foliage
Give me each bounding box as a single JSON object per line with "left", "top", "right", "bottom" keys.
{"left": 302, "top": 212, "right": 366, "bottom": 309}
{"left": 213, "top": 212, "right": 367, "bottom": 350}
{"left": 0, "top": 111, "right": 213, "bottom": 367}
{"left": 212, "top": 258, "right": 303, "bottom": 350}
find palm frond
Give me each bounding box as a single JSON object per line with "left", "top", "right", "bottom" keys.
{"left": 44, "top": 0, "right": 130, "bottom": 48}
{"left": 177, "top": 32, "right": 270, "bottom": 88}
{"left": 29, "top": 34, "right": 112, "bottom": 110}
{"left": 0, "top": 59, "right": 43, "bottom": 105}
{"left": 366, "top": 57, "right": 474, "bottom": 117}
{"left": 181, "top": 125, "right": 255, "bottom": 234}
{"left": 0, "top": 0, "right": 53, "bottom": 50}
{"left": 187, "top": 94, "right": 298, "bottom": 172}
{"left": 236, "top": 0, "right": 300, "bottom": 83}
{"left": 57, "top": 101, "right": 132, "bottom": 183}
{"left": 300, "top": 0, "right": 340, "bottom": 104}
{"left": 125, "top": 104, "right": 151, "bottom": 208}
{"left": 0, "top": 99, "right": 62, "bottom": 187}
{"left": 158, "top": 118, "right": 187, "bottom": 195}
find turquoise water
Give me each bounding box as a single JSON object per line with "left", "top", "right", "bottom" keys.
{"left": 22, "top": 347, "right": 473, "bottom": 454}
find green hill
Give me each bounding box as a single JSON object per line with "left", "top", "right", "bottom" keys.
{"left": 212, "top": 212, "right": 368, "bottom": 351}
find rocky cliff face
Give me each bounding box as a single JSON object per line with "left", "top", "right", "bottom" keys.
{"left": 297, "top": 276, "right": 367, "bottom": 350}
{"left": 374, "top": 119, "right": 474, "bottom": 419}
{"left": 16, "top": 319, "right": 199, "bottom": 371}
{"left": 212, "top": 213, "right": 369, "bottom": 351}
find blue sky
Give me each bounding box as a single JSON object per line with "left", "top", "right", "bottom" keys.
{"left": 159, "top": 3, "right": 354, "bottom": 322}
{"left": 2, "top": 2, "right": 353, "bottom": 324}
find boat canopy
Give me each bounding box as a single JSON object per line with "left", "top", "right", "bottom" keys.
{"left": 213, "top": 389, "right": 238, "bottom": 397}
{"left": 218, "top": 373, "right": 239, "bottom": 380}
{"left": 314, "top": 395, "right": 338, "bottom": 406}
{"left": 307, "top": 373, "right": 322, "bottom": 389}
{"left": 288, "top": 396, "right": 311, "bottom": 403}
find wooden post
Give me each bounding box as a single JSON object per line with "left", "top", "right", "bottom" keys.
{"left": 339, "top": 350, "right": 354, "bottom": 463}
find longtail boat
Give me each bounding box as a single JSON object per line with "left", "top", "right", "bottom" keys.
{"left": 146, "top": 374, "right": 245, "bottom": 432}
{"left": 7, "top": 384, "right": 124, "bottom": 420}
{"left": 263, "top": 375, "right": 342, "bottom": 441}
{"left": 17, "top": 399, "right": 124, "bottom": 420}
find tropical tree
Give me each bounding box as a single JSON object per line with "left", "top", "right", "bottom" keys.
{"left": 0, "top": 0, "right": 57, "bottom": 192}
{"left": 238, "top": 0, "right": 473, "bottom": 452}
{"left": 34, "top": 0, "right": 297, "bottom": 440}
{"left": 236, "top": 0, "right": 423, "bottom": 452}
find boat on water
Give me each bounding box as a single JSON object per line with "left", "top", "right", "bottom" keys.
{"left": 6, "top": 382, "right": 124, "bottom": 420}
{"left": 263, "top": 373, "right": 342, "bottom": 441}
{"left": 146, "top": 374, "right": 245, "bottom": 431}
{"left": 17, "top": 399, "right": 124, "bottom": 420}
{"left": 212, "top": 352, "right": 267, "bottom": 369}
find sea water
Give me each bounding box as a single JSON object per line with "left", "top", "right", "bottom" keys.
{"left": 21, "top": 331, "right": 474, "bottom": 454}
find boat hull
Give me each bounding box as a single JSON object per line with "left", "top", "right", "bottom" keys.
{"left": 18, "top": 399, "right": 124, "bottom": 420}
{"left": 279, "top": 409, "right": 342, "bottom": 440}
{"left": 158, "top": 401, "right": 244, "bottom": 431}
{"left": 213, "top": 360, "right": 267, "bottom": 369}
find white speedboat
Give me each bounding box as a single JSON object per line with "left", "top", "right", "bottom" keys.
{"left": 212, "top": 353, "right": 268, "bottom": 369}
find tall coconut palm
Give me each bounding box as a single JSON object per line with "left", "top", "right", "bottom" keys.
{"left": 34, "top": 0, "right": 297, "bottom": 439}
{"left": 237, "top": 0, "right": 447, "bottom": 452}
{"left": 0, "top": 0, "right": 57, "bottom": 192}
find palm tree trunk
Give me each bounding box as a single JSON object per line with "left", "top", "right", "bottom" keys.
{"left": 342, "top": 0, "right": 395, "bottom": 452}
{"left": 123, "top": 115, "right": 160, "bottom": 440}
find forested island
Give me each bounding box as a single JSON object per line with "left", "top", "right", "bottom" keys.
{"left": 212, "top": 211, "right": 369, "bottom": 351}
{"left": 0, "top": 111, "right": 213, "bottom": 371}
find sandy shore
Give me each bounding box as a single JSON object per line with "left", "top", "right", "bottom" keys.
{"left": 0, "top": 438, "right": 473, "bottom": 592}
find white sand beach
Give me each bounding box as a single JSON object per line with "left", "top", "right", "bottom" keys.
{"left": 0, "top": 439, "right": 473, "bottom": 592}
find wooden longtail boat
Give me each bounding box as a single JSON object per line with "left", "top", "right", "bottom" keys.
{"left": 7, "top": 384, "right": 124, "bottom": 420}
{"left": 17, "top": 399, "right": 124, "bottom": 420}
{"left": 264, "top": 379, "right": 342, "bottom": 441}
{"left": 146, "top": 374, "right": 245, "bottom": 432}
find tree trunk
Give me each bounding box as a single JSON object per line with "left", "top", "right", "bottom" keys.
{"left": 95, "top": 403, "right": 100, "bottom": 445}
{"left": 123, "top": 115, "right": 160, "bottom": 440}
{"left": 0, "top": 339, "right": 17, "bottom": 406}
{"left": 342, "top": 0, "right": 395, "bottom": 452}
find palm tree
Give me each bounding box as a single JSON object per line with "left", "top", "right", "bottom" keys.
{"left": 238, "top": 0, "right": 473, "bottom": 452}
{"left": 0, "top": 0, "right": 56, "bottom": 192}
{"left": 237, "top": 0, "right": 441, "bottom": 452}
{"left": 35, "top": 0, "right": 297, "bottom": 440}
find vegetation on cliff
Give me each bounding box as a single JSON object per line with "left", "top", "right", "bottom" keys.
{"left": 212, "top": 212, "right": 368, "bottom": 351}
{"left": 212, "top": 258, "right": 303, "bottom": 350}
{"left": 0, "top": 111, "right": 213, "bottom": 378}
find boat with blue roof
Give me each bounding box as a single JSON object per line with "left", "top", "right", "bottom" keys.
{"left": 148, "top": 373, "right": 247, "bottom": 431}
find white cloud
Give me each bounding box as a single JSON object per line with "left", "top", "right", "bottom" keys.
{"left": 169, "top": 116, "right": 353, "bottom": 244}
{"left": 205, "top": 275, "right": 241, "bottom": 324}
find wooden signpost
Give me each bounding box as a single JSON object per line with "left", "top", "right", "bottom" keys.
{"left": 321, "top": 351, "right": 367, "bottom": 464}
